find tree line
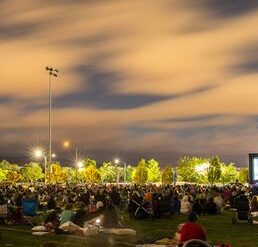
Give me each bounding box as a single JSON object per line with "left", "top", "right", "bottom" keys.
{"left": 0, "top": 156, "right": 248, "bottom": 184}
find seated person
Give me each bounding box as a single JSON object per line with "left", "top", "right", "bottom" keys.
{"left": 178, "top": 212, "right": 206, "bottom": 246}
{"left": 144, "top": 190, "right": 152, "bottom": 203}
{"left": 60, "top": 203, "right": 74, "bottom": 225}
{"left": 88, "top": 195, "right": 97, "bottom": 213}
{"left": 72, "top": 202, "right": 87, "bottom": 227}
{"left": 47, "top": 196, "right": 56, "bottom": 210}
{"left": 250, "top": 196, "right": 258, "bottom": 212}
{"left": 205, "top": 198, "right": 218, "bottom": 215}
{"left": 236, "top": 194, "right": 250, "bottom": 211}
{"left": 44, "top": 207, "right": 62, "bottom": 230}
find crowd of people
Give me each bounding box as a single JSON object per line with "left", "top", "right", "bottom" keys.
{"left": 0, "top": 181, "right": 257, "bottom": 245}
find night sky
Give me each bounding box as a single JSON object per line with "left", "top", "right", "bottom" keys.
{"left": 1, "top": 0, "right": 258, "bottom": 166}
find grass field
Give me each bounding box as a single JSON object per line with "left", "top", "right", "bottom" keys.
{"left": 0, "top": 211, "right": 257, "bottom": 247}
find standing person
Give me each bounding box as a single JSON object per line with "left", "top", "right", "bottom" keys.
{"left": 172, "top": 194, "right": 181, "bottom": 214}
{"left": 180, "top": 195, "right": 191, "bottom": 214}
{"left": 213, "top": 193, "right": 223, "bottom": 213}
{"left": 192, "top": 199, "right": 203, "bottom": 216}
{"left": 205, "top": 198, "right": 218, "bottom": 215}
{"left": 177, "top": 212, "right": 206, "bottom": 246}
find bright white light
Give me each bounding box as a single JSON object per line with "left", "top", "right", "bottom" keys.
{"left": 114, "top": 158, "right": 120, "bottom": 164}
{"left": 34, "top": 149, "right": 43, "bottom": 159}
{"left": 195, "top": 163, "right": 209, "bottom": 173}
{"left": 52, "top": 153, "right": 56, "bottom": 158}
{"left": 96, "top": 218, "right": 101, "bottom": 224}
{"left": 77, "top": 161, "right": 83, "bottom": 169}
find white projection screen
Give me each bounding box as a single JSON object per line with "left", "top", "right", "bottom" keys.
{"left": 249, "top": 153, "right": 258, "bottom": 184}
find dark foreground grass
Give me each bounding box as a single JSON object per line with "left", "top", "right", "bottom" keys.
{"left": 0, "top": 211, "right": 257, "bottom": 247}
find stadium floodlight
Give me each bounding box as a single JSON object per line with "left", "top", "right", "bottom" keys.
{"left": 46, "top": 66, "right": 59, "bottom": 183}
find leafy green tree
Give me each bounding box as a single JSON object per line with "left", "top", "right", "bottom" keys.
{"left": 6, "top": 171, "right": 22, "bottom": 183}
{"left": 0, "top": 160, "right": 21, "bottom": 183}
{"left": 161, "top": 165, "right": 173, "bottom": 184}
{"left": 0, "top": 169, "right": 8, "bottom": 181}
{"left": 84, "top": 164, "right": 101, "bottom": 183}
{"left": 99, "top": 162, "right": 116, "bottom": 183}
{"left": 207, "top": 156, "right": 222, "bottom": 184}
{"left": 238, "top": 167, "right": 249, "bottom": 183}
{"left": 219, "top": 163, "right": 238, "bottom": 184}
{"left": 83, "top": 158, "right": 97, "bottom": 168}
{"left": 132, "top": 159, "right": 148, "bottom": 184}
{"left": 177, "top": 157, "right": 208, "bottom": 183}
{"left": 20, "top": 162, "right": 43, "bottom": 182}
{"left": 61, "top": 167, "right": 76, "bottom": 182}
{"left": 0, "top": 160, "right": 20, "bottom": 172}
{"left": 147, "top": 159, "right": 161, "bottom": 183}
{"left": 77, "top": 168, "right": 86, "bottom": 182}
{"left": 125, "top": 165, "right": 134, "bottom": 182}
{"left": 115, "top": 166, "right": 124, "bottom": 183}
{"left": 50, "top": 163, "right": 67, "bottom": 183}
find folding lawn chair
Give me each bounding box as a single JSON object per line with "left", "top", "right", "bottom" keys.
{"left": 182, "top": 239, "right": 212, "bottom": 247}
{"left": 21, "top": 199, "right": 39, "bottom": 226}
{"left": 132, "top": 199, "right": 154, "bottom": 219}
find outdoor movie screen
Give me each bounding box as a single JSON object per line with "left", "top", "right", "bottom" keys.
{"left": 249, "top": 153, "right": 258, "bottom": 184}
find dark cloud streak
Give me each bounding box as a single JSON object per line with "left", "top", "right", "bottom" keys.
{"left": 193, "top": 0, "right": 258, "bottom": 18}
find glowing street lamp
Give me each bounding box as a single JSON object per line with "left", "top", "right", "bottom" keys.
{"left": 63, "top": 141, "right": 70, "bottom": 148}
{"left": 32, "top": 147, "right": 57, "bottom": 183}
{"left": 76, "top": 160, "right": 84, "bottom": 182}
{"left": 63, "top": 140, "right": 79, "bottom": 168}
{"left": 33, "top": 148, "right": 47, "bottom": 183}
{"left": 34, "top": 149, "right": 43, "bottom": 159}
{"left": 114, "top": 158, "right": 127, "bottom": 183}
{"left": 77, "top": 161, "right": 83, "bottom": 169}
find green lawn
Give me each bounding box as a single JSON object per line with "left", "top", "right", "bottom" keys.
{"left": 0, "top": 211, "right": 257, "bottom": 247}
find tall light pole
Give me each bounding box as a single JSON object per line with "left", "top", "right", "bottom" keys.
{"left": 114, "top": 158, "right": 127, "bottom": 183}
{"left": 46, "top": 66, "right": 59, "bottom": 183}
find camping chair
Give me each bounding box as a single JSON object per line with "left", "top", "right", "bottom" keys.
{"left": 132, "top": 199, "right": 154, "bottom": 220}
{"left": 182, "top": 239, "right": 212, "bottom": 247}
{"left": 0, "top": 204, "right": 8, "bottom": 223}
{"left": 21, "top": 199, "right": 39, "bottom": 226}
